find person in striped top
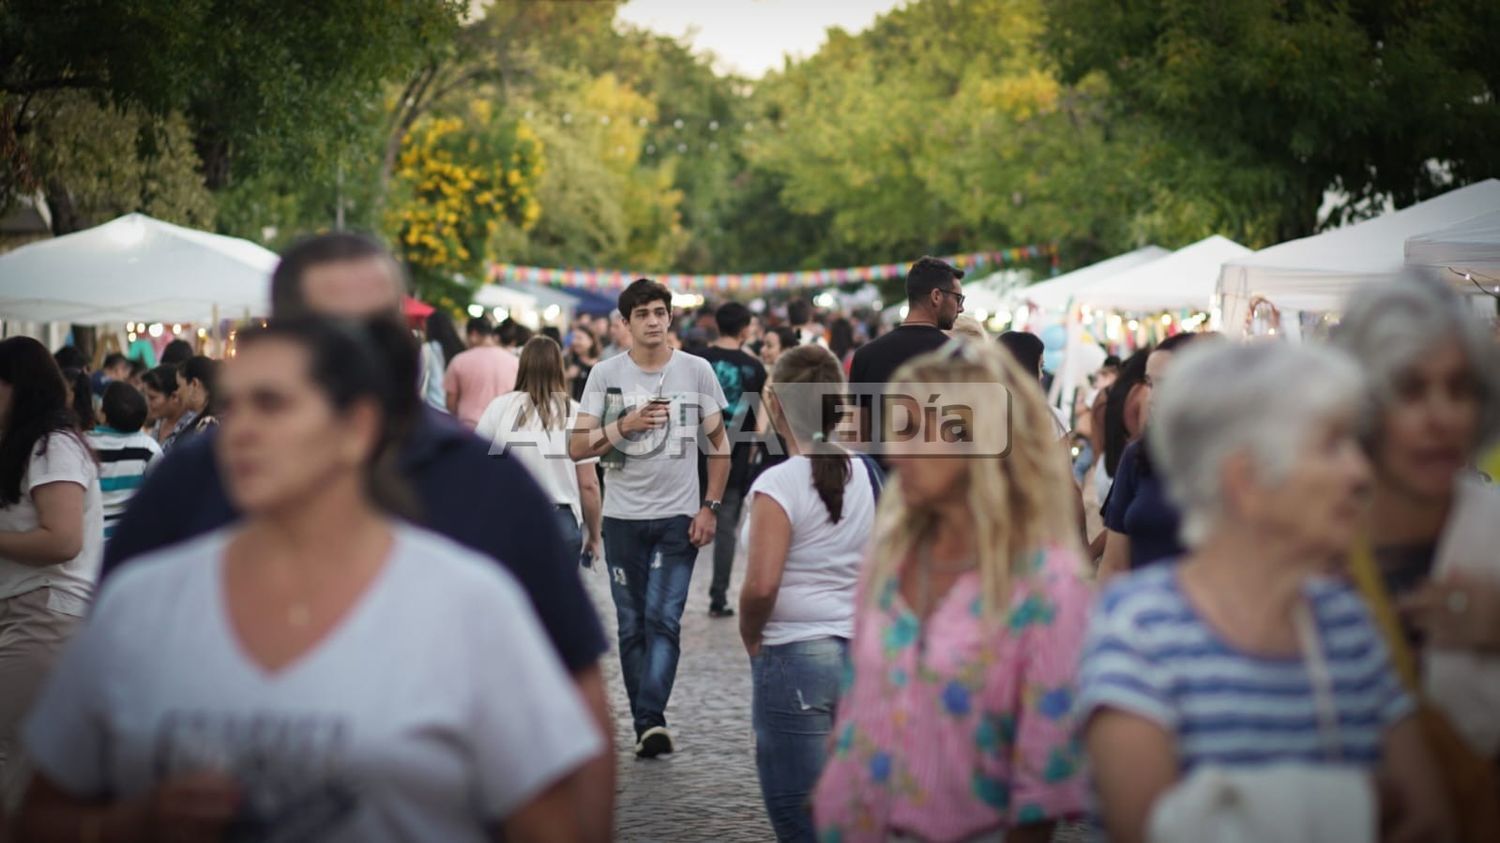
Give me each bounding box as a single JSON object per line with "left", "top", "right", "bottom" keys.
{"left": 86, "top": 382, "right": 161, "bottom": 539}
{"left": 1077, "top": 343, "right": 1450, "bottom": 843}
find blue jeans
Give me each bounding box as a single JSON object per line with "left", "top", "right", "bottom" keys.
{"left": 751, "top": 636, "right": 848, "bottom": 842}
{"left": 554, "top": 504, "right": 582, "bottom": 561}
{"left": 603, "top": 515, "right": 696, "bottom": 737}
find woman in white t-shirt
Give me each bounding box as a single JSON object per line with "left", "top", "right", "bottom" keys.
{"left": 739, "top": 344, "right": 876, "bottom": 843}
{"left": 18, "top": 320, "right": 601, "bottom": 843}
{"left": 0, "top": 337, "right": 104, "bottom": 807}
{"left": 476, "top": 336, "right": 602, "bottom": 564}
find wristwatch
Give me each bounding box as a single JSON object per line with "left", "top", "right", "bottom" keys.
{"left": 704, "top": 499, "right": 722, "bottom": 514}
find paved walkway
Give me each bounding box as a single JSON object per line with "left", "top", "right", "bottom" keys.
{"left": 584, "top": 545, "right": 773, "bottom": 841}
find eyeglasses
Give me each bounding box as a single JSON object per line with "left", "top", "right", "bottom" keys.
{"left": 936, "top": 288, "right": 966, "bottom": 307}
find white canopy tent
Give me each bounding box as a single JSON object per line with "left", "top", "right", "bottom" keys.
{"left": 0, "top": 213, "right": 275, "bottom": 325}
{"left": 1074, "top": 235, "right": 1250, "bottom": 313}
{"left": 1218, "top": 179, "right": 1500, "bottom": 335}
{"left": 1006, "top": 246, "right": 1169, "bottom": 314}
{"left": 1405, "top": 209, "right": 1500, "bottom": 287}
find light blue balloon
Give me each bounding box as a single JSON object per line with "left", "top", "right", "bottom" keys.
{"left": 1043, "top": 349, "right": 1064, "bottom": 374}
{"left": 1039, "top": 324, "right": 1066, "bottom": 350}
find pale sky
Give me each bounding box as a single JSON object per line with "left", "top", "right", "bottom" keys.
{"left": 616, "top": 0, "right": 908, "bottom": 77}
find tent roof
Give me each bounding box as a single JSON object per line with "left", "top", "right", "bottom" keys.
{"left": 1218, "top": 179, "right": 1500, "bottom": 318}
{"left": 1405, "top": 209, "right": 1500, "bottom": 282}
{"left": 1008, "top": 246, "right": 1169, "bottom": 312}
{"left": 0, "top": 213, "right": 275, "bottom": 324}
{"left": 1076, "top": 235, "right": 1250, "bottom": 312}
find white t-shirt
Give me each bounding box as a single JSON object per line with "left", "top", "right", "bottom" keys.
{"left": 24, "top": 525, "right": 602, "bottom": 842}
{"left": 475, "top": 392, "right": 597, "bottom": 523}
{"left": 0, "top": 432, "right": 103, "bottom": 616}
{"left": 739, "top": 455, "right": 874, "bottom": 646}
{"left": 578, "top": 350, "right": 727, "bottom": 520}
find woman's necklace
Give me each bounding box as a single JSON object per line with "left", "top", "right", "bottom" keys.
{"left": 914, "top": 545, "right": 976, "bottom": 653}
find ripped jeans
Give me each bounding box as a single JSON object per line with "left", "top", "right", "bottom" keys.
{"left": 751, "top": 636, "right": 848, "bottom": 842}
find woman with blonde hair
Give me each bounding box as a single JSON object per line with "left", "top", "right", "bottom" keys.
{"left": 477, "top": 336, "right": 602, "bottom": 562}
{"left": 812, "top": 340, "right": 1091, "bottom": 843}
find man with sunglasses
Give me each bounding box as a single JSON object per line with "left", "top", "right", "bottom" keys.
{"left": 848, "top": 256, "right": 965, "bottom": 464}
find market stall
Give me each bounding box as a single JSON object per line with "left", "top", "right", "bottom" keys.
{"left": 1218, "top": 179, "right": 1500, "bottom": 337}
{"left": 0, "top": 213, "right": 274, "bottom": 325}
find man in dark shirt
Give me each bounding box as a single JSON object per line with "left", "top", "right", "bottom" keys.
{"left": 689, "top": 302, "right": 767, "bottom": 617}
{"left": 848, "top": 256, "right": 965, "bottom": 459}
{"left": 100, "top": 232, "right": 615, "bottom": 842}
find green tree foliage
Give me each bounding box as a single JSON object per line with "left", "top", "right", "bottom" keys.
{"left": 1, "top": 0, "right": 463, "bottom": 232}
{"left": 746, "top": 0, "right": 1168, "bottom": 269}
{"left": 1046, "top": 0, "right": 1500, "bottom": 241}
{"left": 19, "top": 93, "right": 215, "bottom": 234}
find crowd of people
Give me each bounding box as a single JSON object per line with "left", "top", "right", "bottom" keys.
{"left": 0, "top": 233, "right": 1495, "bottom": 843}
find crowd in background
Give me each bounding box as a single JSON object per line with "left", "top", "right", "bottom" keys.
{"left": 0, "top": 236, "right": 1496, "bottom": 843}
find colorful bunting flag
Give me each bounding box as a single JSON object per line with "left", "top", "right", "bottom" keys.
{"left": 486, "top": 245, "right": 1058, "bottom": 292}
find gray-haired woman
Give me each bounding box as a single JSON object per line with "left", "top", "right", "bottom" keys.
{"left": 1335, "top": 275, "right": 1500, "bottom": 838}
{"left": 1077, "top": 342, "right": 1449, "bottom": 843}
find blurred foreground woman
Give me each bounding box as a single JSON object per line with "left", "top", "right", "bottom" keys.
{"left": 17, "top": 320, "right": 601, "bottom": 843}
{"left": 813, "top": 340, "right": 1092, "bottom": 843}
{"left": 1079, "top": 342, "right": 1449, "bottom": 843}
{"left": 1336, "top": 276, "right": 1500, "bottom": 841}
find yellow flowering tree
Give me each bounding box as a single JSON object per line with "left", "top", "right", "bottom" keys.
{"left": 385, "top": 100, "right": 543, "bottom": 307}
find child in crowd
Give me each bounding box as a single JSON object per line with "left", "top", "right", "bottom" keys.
{"left": 86, "top": 382, "right": 162, "bottom": 539}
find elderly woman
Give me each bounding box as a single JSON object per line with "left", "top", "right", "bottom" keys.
{"left": 1078, "top": 342, "right": 1449, "bottom": 843}
{"left": 1335, "top": 275, "right": 1500, "bottom": 837}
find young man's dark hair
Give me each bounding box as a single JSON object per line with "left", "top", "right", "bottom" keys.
{"left": 270, "top": 231, "right": 401, "bottom": 317}
{"left": 100, "top": 381, "right": 150, "bottom": 432}
{"left": 159, "top": 339, "right": 193, "bottom": 367}
{"left": 998, "top": 331, "right": 1046, "bottom": 380}
{"left": 786, "top": 298, "right": 812, "bottom": 327}
{"left": 905, "top": 256, "right": 964, "bottom": 305}
{"left": 714, "top": 302, "right": 752, "bottom": 338}
{"left": 1102, "top": 354, "right": 1122, "bottom": 369}
{"left": 617, "top": 278, "right": 672, "bottom": 319}
{"left": 102, "top": 352, "right": 128, "bottom": 372}
{"left": 53, "top": 345, "right": 87, "bottom": 372}
{"left": 466, "top": 317, "right": 495, "bottom": 338}
{"left": 541, "top": 326, "right": 562, "bottom": 344}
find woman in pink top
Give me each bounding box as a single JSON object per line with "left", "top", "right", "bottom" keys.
{"left": 812, "top": 340, "right": 1092, "bottom": 843}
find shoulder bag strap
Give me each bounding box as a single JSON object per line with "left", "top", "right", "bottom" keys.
{"left": 1293, "top": 600, "right": 1343, "bottom": 763}
{"left": 1346, "top": 540, "right": 1420, "bottom": 690}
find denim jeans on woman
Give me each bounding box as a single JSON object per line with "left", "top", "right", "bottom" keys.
{"left": 752, "top": 636, "right": 848, "bottom": 842}
{"left": 603, "top": 514, "right": 696, "bottom": 737}
{"left": 554, "top": 504, "right": 582, "bottom": 561}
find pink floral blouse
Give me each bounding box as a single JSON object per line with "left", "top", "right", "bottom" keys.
{"left": 811, "top": 545, "right": 1092, "bottom": 842}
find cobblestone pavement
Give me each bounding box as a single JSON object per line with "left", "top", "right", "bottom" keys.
{"left": 585, "top": 543, "right": 1088, "bottom": 843}
{"left": 584, "top": 545, "right": 773, "bottom": 842}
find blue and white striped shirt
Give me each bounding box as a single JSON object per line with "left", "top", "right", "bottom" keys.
{"left": 86, "top": 427, "right": 161, "bottom": 540}
{"left": 1076, "top": 564, "right": 1413, "bottom": 771}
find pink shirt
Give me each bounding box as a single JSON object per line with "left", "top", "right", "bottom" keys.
{"left": 812, "top": 545, "right": 1092, "bottom": 842}
{"left": 445, "top": 346, "right": 519, "bottom": 427}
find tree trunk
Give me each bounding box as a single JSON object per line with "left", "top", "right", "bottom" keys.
{"left": 43, "top": 177, "right": 84, "bottom": 234}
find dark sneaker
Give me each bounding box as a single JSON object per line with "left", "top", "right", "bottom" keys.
{"left": 708, "top": 605, "right": 735, "bottom": 618}
{"left": 635, "top": 726, "right": 674, "bottom": 758}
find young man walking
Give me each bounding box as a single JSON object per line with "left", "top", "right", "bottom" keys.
{"left": 571, "top": 279, "right": 730, "bottom": 758}
{"left": 688, "top": 302, "right": 767, "bottom": 617}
